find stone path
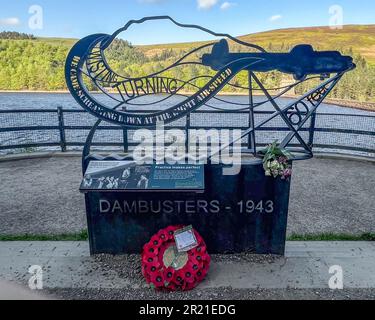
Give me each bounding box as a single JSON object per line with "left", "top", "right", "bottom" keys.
{"left": 0, "top": 241, "right": 374, "bottom": 300}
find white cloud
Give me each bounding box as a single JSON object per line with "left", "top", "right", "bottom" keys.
{"left": 197, "top": 0, "right": 218, "bottom": 10}
{"left": 220, "top": 2, "right": 236, "bottom": 10}
{"left": 269, "top": 14, "right": 282, "bottom": 22}
{"left": 0, "top": 17, "right": 21, "bottom": 26}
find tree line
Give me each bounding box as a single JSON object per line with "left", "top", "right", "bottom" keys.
{"left": 0, "top": 31, "right": 36, "bottom": 40}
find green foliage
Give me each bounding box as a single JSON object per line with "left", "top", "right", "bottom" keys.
{"left": 259, "top": 141, "right": 293, "bottom": 176}
{"left": 288, "top": 233, "right": 375, "bottom": 241}
{"left": 0, "top": 230, "right": 88, "bottom": 241}
{"left": 0, "top": 39, "right": 68, "bottom": 90}
{"left": 105, "top": 39, "right": 148, "bottom": 77}
{"left": 0, "top": 31, "right": 36, "bottom": 40}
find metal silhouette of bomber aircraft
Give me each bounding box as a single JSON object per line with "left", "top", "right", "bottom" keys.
{"left": 202, "top": 39, "right": 355, "bottom": 80}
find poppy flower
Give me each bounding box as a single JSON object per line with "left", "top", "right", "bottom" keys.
{"left": 194, "top": 253, "right": 204, "bottom": 264}
{"left": 188, "top": 249, "right": 195, "bottom": 258}
{"left": 186, "top": 261, "right": 201, "bottom": 276}
{"left": 174, "top": 269, "right": 186, "bottom": 285}
{"left": 143, "top": 243, "right": 159, "bottom": 257}
{"left": 157, "top": 229, "right": 169, "bottom": 242}
{"left": 165, "top": 225, "right": 178, "bottom": 240}
{"left": 142, "top": 254, "right": 159, "bottom": 266}
{"left": 184, "top": 272, "right": 195, "bottom": 284}
{"left": 150, "top": 235, "right": 162, "bottom": 248}
{"left": 150, "top": 271, "right": 165, "bottom": 288}
{"left": 184, "top": 264, "right": 197, "bottom": 284}
{"left": 195, "top": 245, "right": 207, "bottom": 254}
{"left": 145, "top": 261, "right": 161, "bottom": 275}
{"left": 163, "top": 267, "right": 175, "bottom": 283}
{"left": 189, "top": 245, "right": 207, "bottom": 258}
{"left": 188, "top": 256, "right": 203, "bottom": 270}
{"left": 195, "top": 269, "right": 208, "bottom": 282}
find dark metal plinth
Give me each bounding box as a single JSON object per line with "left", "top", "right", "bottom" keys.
{"left": 83, "top": 162, "right": 292, "bottom": 255}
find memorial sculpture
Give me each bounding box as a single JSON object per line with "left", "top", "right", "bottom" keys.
{"left": 65, "top": 16, "right": 355, "bottom": 255}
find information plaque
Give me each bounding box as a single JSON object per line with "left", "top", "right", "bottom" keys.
{"left": 80, "top": 161, "right": 205, "bottom": 192}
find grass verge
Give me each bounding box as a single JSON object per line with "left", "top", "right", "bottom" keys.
{"left": 0, "top": 230, "right": 88, "bottom": 241}
{"left": 287, "top": 233, "right": 375, "bottom": 241}
{"left": 0, "top": 231, "right": 374, "bottom": 242}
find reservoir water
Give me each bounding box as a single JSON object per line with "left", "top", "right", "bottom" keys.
{"left": 0, "top": 93, "right": 374, "bottom": 157}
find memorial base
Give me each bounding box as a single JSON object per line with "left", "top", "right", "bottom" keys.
{"left": 82, "top": 160, "right": 292, "bottom": 255}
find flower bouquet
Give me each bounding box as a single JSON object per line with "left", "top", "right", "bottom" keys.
{"left": 141, "top": 226, "right": 211, "bottom": 291}
{"left": 258, "top": 141, "right": 293, "bottom": 180}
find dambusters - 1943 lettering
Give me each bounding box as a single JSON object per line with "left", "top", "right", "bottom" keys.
{"left": 98, "top": 198, "right": 275, "bottom": 215}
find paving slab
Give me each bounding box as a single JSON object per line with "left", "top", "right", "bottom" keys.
{"left": 0, "top": 241, "right": 374, "bottom": 293}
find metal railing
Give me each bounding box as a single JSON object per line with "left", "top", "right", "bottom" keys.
{"left": 0, "top": 107, "right": 374, "bottom": 158}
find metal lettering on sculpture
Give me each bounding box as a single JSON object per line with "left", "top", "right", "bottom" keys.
{"left": 65, "top": 16, "right": 355, "bottom": 255}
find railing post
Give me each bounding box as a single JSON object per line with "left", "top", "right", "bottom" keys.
{"left": 185, "top": 113, "right": 190, "bottom": 155}
{"left": 248, "top": 71, "right": 256, "bottom": 154}
{"left": 57, "top": 107, "right": 67, "bottom": 152}
{"left": 308, "top": 111, "right": 317, "bottom": 149}
{"left": 123, "top": 127, "right": 129, "bottom": 153}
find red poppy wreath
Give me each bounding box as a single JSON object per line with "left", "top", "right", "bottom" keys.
{"left": 141, "top": 225, "right": 211, "bottom": 291}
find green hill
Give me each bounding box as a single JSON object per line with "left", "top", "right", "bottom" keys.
{"left": 34, "top": 37, "right": 77, "bottom": 47}
{"left": 240, "top": 25, "right": 375, "bottom": 65}
{"left": 0, "top": 25, "right": 374, "bottom": 102}
{"left": 138, "top": 24, "right": 375, "bottom": 65}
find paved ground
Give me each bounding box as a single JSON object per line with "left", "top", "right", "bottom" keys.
{"left": 0, "top": 154, "right": 374, "bottom": 235}
{"left": 0, "top": 241, "right": 374, "bottom": 300}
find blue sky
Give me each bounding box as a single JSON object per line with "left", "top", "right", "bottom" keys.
{"left": 0, "top": 0, "right": 374, "bottom": 44}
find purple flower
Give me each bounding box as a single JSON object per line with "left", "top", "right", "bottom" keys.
{"left": 283, "top": 168, "right": 293, "bottom": 178}
{"left": 278, "top": 156, "right": 288, "bottom": 164}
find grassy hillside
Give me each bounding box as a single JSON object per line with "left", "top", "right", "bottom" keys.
{"left": 240, "top": 25, "right": 375, "bottom": 65}
{"left": 34, "top": 37, "right": 77, "bottom": 47}
{"left": 138, "top": 24, "right": 375, "bottom": 65}
{"left": 0, "top": 25, "right": 374, "bottom": 103}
